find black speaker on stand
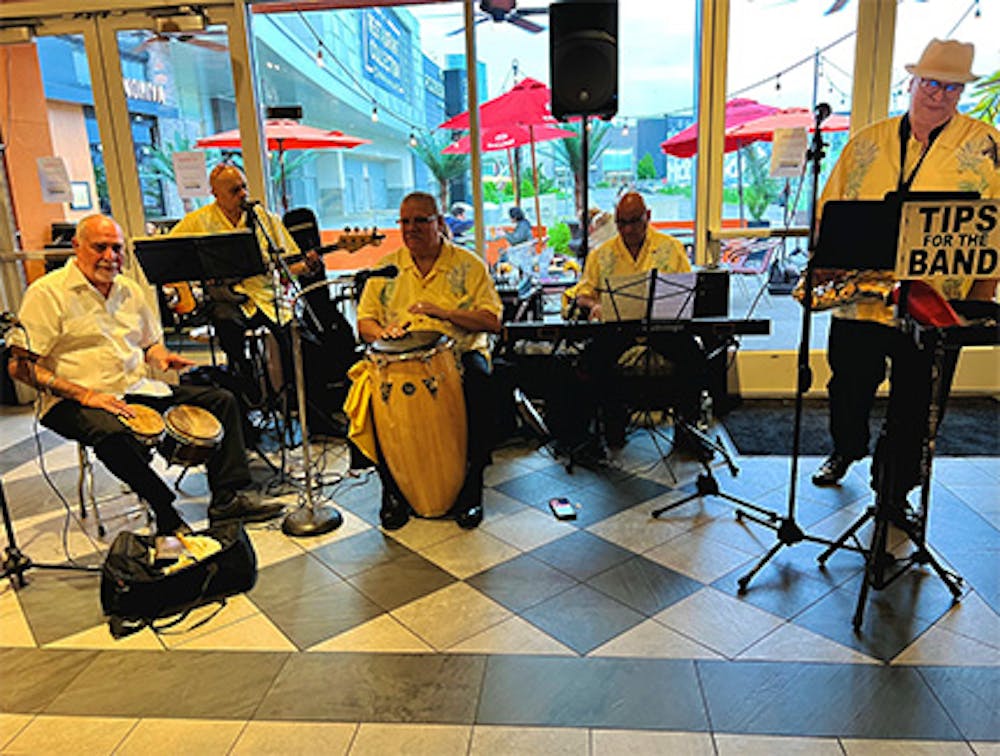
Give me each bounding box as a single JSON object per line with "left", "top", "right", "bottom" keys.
{"left": 549, "top": 0, "right": 618, "bottom": 121}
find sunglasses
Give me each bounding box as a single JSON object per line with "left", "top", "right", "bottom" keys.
{"left": 397, "top": 215, "right": 437, "bottom": 227}
{"left": 918, "top": 78, "right": 964, "bottom": 96}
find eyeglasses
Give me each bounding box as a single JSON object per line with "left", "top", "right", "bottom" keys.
{"left": 397, "top": 215, "right": 437, "bottom": 227}
{"left": 917, "top": 78, "right": 964, "bottom": 96}
{"left": 615, "top": 214, "right": 646, "bottom": 227}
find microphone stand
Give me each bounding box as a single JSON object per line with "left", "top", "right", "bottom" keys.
{"left": 281, "top": 276, "right": 348, "bottom": 537}
{"left": 735, "top": 104, "right": 864, "bottom": 593}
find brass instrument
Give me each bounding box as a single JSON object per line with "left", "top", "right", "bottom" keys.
{"left": 792, "top": 269, "right": 895, "bottom": 310}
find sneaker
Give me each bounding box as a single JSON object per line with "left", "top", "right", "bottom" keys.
{"left": 811, "top": 454, "right": 853, "bottom": 486}
{"left": 379, "top": 489, "right": 410, "bottom": 530}
{"left": 208, "top": 490, "right": 284, "bottom": 525}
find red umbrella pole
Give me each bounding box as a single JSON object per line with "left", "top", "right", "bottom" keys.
{"left": 529, "top": 125, "right": 542, "bottom": 236}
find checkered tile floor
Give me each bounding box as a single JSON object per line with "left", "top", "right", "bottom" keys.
{"left": 1, "top": 405, "right": 998, "bottom": 754}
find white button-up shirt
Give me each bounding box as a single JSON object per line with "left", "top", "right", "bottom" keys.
{"left": 10, "top": 259, "right": 165, "bottom": 415}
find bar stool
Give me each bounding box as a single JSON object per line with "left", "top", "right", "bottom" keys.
{"left": 77, "top": 444, "right": 151, "bottom": 538}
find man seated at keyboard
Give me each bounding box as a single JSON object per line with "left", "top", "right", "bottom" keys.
{"left": 571, "top": 192, "right": 706, "bottom": 450}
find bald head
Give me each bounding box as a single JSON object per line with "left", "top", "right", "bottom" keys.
{"left": 210, "top": 164, "right": 249, "bottom": 221}
{"left": 72, "top": 214, "right": 124, "bottom": 295}
{"left": 615, "top": 192, "right": 651, "bottom": 253}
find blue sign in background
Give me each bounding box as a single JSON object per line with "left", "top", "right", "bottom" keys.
{"left": 361, "top": 8, "right": 410, "bottom": 97}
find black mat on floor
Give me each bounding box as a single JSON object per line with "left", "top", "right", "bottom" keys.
{"left": 723, "top": 397, "right": 999, "bottom": 456}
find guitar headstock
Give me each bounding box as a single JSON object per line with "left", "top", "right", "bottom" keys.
{"left": 337, "top": 227, "right": 387, "bottom": 253}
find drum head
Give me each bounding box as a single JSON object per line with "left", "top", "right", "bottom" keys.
{"left": 371, "top": 330, "right": 446, "bottom": 355}
{"left": 120, "top": 404, "right": 165, "bottom": 437}
{"left": 164, "top": 404, "right": 223, "bottom": 443}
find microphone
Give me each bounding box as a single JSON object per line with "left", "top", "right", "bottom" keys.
{"left": 241, "top": 199, "right": 262, "bottom": 214}
{"left": 353, "top": 264, "right": 399, "bottom": 293}
{"left": 814, "top": 103, "right": 832, "bottom": 127}
{"left": 364, "top": 264, "right": 399, "bottom": 280}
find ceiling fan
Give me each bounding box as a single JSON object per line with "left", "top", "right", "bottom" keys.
{"left": 130, "top": 7, "right": 227, "bottom": 54}
{"left": 446, "top": 1, "right": 549, "bottom": 36}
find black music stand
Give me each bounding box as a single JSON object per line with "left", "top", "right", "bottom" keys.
{"left": 816, "top": 193, "right": 978, "bottom": 630}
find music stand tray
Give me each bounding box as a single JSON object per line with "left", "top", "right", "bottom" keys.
{"left": 134, "top": 231, "right": 265, "bottom": 285}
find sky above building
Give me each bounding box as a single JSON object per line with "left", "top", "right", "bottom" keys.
{"left": 409, "top": 0, "right": 997, "bottom": 120}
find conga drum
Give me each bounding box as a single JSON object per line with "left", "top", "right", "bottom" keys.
{"left": 159, "top": 405, "right": 224, "bottom": 467}
{"left": 367, "top": 331, "right": 467, "bottom": 517}
{"left": 118, "top": 404, "right": 166, "bottom": 446}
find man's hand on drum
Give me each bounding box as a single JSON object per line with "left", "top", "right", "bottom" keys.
{"left": 82, "top": 390, "right": 133, "bottom": 418}
{"left": 408, "top": 300, "right": 448, "bottom": 321}
{"left": 378, "top": 321, "right": 411, "bottom": 340}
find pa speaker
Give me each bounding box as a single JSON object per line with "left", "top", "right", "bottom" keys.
{"left": 549, "top": 0, "right": 618, "bottom": 120}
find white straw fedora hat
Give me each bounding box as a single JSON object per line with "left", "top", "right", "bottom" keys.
{"left": 905, "top": 38, "right": 979, "bottom": 83}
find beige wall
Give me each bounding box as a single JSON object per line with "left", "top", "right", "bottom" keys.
{"left": 46, "top": 100, "right": 98, "bottom": 224}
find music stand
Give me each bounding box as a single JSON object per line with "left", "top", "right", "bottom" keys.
{"left": 816, "top": 192, "right": 978, "bottom": 630}
{"left": 134, "top": 230, "right": 265, "bottom": 284}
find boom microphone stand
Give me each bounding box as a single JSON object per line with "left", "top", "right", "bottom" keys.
{"left": 735, "top": 103, "right": 863, "bottom": 593}
{"left": 281, "top": 277, "right": 346, "bottom": 537}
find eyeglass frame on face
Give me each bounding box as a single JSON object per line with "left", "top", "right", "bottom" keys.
{"left": 615, "top": 213, "right": 647, "bottom": 227}
{"left": 916, "top": 77, "right": 964, "bottom": 96}
{"left": 397, "top": 215, "right": 438, "bottom": 227}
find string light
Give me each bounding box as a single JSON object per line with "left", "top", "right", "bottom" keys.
{"left": 371, "top": 105, "right": 379, "bottom": 123}
{"left": 315, "top": 48, "right": 324, "bottom": 68}
{"left": 409, "top": 132, "right": 418, "bottom": 147}
{"left": 775, "top": 73, "right": 781, "bottom": 92}
{"left": 621, "top": 121, "right": 629, "bottom": 137}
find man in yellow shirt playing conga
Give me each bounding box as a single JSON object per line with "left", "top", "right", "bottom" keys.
{"left": 351, "top": 192, "right": 502, "bottom": 530}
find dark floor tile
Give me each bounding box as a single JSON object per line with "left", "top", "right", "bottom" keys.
{"left": 709, "top": 456, "right": 789, "bottom": 500}
{"left": 0, "top": 648, "right": 98, "bottom": 713}
{"left": 493, "top": 469, "right": 579, "bottom": 507}
{"left": 918, "top": 666, "right": 1000, "bottom": 741}
{"left": 478, "top": 655, "right": 708, "bottom": 730}
{"left": 578, "top": 471, "right": 669, "bottom": 505}
{"left": 746, "top": 487, "right": 848, "bottom": 529}
{"left": 792, "top": 572, "right": 957, "bottom": 662}
{"left": 45, "top": 650, "right": 290, "bottom": 719}
{"left": 712, "top": 554, "right": 844, "bottom": 620}
{"left": 16, "top": 570, "right": 106, "bottom": 647}
{"left": 699, "top": 659, "right": 962, "bottom": 739}
{"left": 528, "top": 530, "right": 634, "bottom": 582}
{"left": 347, "top": 551, "right": 456, "bottom": 611}
{"left": 261, "top": 581, "right": 385, "bottom": 650}
{"left": 310, "top": 529, "right": 414, "bottom": 578}
{"left": 256, "top": 652, "right": 486, "bottom": 723}
{"left": 587, "top": 556, "right": 702, "bottom": 616}
{"left": 466, "top": 553, "right": 578, "bottom": 613}
{"left": 328, "top": 474, "right": 382, "bottom": 524}
{"left": 5, "top": 465, "right": 117, "bottom": 521}
{"left": 564, "top": 487, "right": 646, "bottom": 527}
{"left": 249, "top": 552, "right": 341, "bottom": 610}
{"left": 520, "top": 584, "right": 645, "bottom": 655}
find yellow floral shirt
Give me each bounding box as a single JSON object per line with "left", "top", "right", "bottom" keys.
{"left": 819, "top": 113, "right": 1000, "bottom": 323}
{"left": 169, "top": 202, "right": 301, "bottom": 324}
{"left": 575, "top": 228, "right": 691, "bottom": 303}
{"left": 356, "top": 240, "right": 502, "bottom": 360}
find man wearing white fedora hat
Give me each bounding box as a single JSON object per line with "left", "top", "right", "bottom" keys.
{"left": 811, "top": 39, "right": 999, "bottom": 518}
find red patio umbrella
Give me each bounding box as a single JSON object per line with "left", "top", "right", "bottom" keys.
{"left": 442, "top": 123, "right": 576, "bottom": 154}
{"left": 439, "top": 77, "right": 562, "bottom": 228}
{"left": 194, "top": 119, "right": 370, "bottom": 212}
{"left": 661, "top": 98, "right": 779, "bottom": 157}
{"left": 439, "top": 76, "right": 558, "bottom": 131}
{"left": 725, "top": 107, "right": 850, "bottom": 143}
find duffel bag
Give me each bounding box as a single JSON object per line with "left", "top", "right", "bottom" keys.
{"left": 100, "top": 521, "right": 257, "bottom": 639}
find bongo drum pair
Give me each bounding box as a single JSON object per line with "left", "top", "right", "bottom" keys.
{"left": 366, "top": 331, "right": 467, "bottom": 518}
{"left": 119, "top": 404, "right": 224, "bottom": 467}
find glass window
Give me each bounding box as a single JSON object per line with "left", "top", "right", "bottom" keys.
{"left": 892, "top": 2, "right": 1000, "bottom": 121}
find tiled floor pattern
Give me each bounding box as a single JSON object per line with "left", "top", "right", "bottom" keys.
{"left": 1, "top": 405, "right": 998, "bottom": 754}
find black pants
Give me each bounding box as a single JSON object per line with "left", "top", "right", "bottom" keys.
{"left": 376, "top": 351, "right": 493, "bottom": 510}
{"left": 582, "top": 331, "right": 707, "bottom": 441}
{"left": 827, "top": 317, "right": 958, "bottom": 497}
{"left": 42, "top": 385, "right": 252, "bottom": 534}
{"left": 212, "top": 303, "right": 292, "bottom": 401}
